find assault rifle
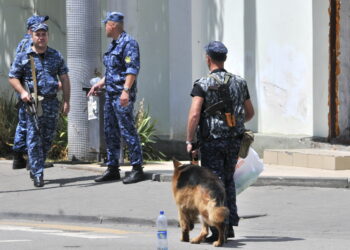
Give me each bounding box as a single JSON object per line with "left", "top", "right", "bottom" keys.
{"left": 23, "top": 82, "right": 40, "bottom": 134}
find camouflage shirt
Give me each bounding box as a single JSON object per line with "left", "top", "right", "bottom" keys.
{"left": 103, "top": 31, "right": 140, "bottom": 95}
{"left": 191, "top": 69, "right": 250, "bottom": 140}
{"left": 9, "top": 46, "right": 68, "bottom": 96}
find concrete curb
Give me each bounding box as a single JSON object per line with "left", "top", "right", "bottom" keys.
{"left": 0, "top": 212, "right": 267, "bottom": 227}
{"left": 0, "top": 212, "right": 179, "bottom": 227}
{"left": 253, "top": 176, "right": 350, "bottom": 189}
{"left": 151, "top": 173, "right": 350, "bottom": 189}
{"left": 39, "top": 164, "right": 350, "bottom": 189}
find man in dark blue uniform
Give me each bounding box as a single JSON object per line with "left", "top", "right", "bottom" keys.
{"left": 186, "top": 41, "right": 255, "bottom": 241}
{"left": 9, "top": 23, "right": 71, "bottom": 187}
{"left": 12, "top": 15, "right": 49, "bottom": 170}
{"left": 88, "top": 12, "right": 144, "bottom": 184}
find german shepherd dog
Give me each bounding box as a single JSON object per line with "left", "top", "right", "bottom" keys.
{"left": 172, "top": 159, "right": 229, "bottom": 247}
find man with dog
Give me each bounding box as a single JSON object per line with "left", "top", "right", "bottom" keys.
{"left": 88, "top": 12, "right": 144, "bottom": 184}
{"left": 9, "top": 22, "right": 71, "bottom": 187}
{"left": 186, "top": 41, "right": 255, "bottom": 241}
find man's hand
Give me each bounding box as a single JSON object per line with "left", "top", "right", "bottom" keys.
{"left": 62, "top": 101, "right": 70, "bottom": 115}
{"left": 120, "top": 90, "right": 129, "bottom": 107}
{"left": 87, "top": 83, "right": 102, "bottom": 97}
{"left": 20, "top": 91, "right": 31, "bottom": 103}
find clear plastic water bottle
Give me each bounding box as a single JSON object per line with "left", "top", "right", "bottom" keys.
{"left": 156, "top": 211, "right": 168, "bottom": 250}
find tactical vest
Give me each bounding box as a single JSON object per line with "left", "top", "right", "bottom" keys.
{"left": 195, "top": 71, "right": 247, "bottom": 141}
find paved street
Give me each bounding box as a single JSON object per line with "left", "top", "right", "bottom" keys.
{"left": 1, "top": 161, "right": 350, "bottom": 249}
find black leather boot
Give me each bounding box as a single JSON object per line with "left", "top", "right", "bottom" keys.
{"left": 122, "top": 165, "right": 144, "bottom": 184}
{"left": 33, "top": 174, "right": 44, "bottom": 187}
{"left": 12, "top": 151, "right": 27, "bottom": 169}
{"left": 205, "top": 226, "right": 219, "bottom": 243}
{"left": 226, "top": 224, "right": 235, "bottom": 238}
{"left": 95, "top": 166, "right": 120, "bottom": 182}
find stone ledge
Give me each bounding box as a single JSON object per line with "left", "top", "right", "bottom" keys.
{"left": 264, "top": 149, "right": 350, "bottom": 170}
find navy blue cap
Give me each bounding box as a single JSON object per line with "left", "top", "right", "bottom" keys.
{"left": 26, "top": 15, "right": 49, "bottom": 30}
{"left": 102, "top": 12, "right": 124, "bottom": 24}
{"left": 205, "top": 41, "right": 228, "bottom": 55}
{"left": 31, "top": 23, "right": 48, "bottom": 32}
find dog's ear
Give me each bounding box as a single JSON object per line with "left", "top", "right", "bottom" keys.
{"left": 172, "top": 158, "right": 182, "bottom": 168}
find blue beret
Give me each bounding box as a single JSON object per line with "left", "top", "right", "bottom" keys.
{"left": 205, "top": 41, "right": 228, "bottom": 55}
{"left": 102, "top": 12, "right": 124, "bottom": 24}
{"left": 31, "top": 23, "right": 49, "bottom": 32}
{"left": 26, "top": 15, "right": 49, "bottom": 30}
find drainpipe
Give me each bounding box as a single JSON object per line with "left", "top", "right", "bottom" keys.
{"left": 66, "top": 0, "right": 101, "bottom": 161}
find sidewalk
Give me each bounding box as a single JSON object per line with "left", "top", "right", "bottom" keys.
{"left": 57, "top": 160, "right": 350, "bottom": 188}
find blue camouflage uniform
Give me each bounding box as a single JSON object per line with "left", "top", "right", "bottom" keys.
{"left": 13, "top": 15, "right": 49, "bottom": 154}
{"left": 102, "top": 15, "right": 143, "bottom": 168}
{"left": 191, "top": 41, "right": 251, "bottom": 226}
{"left": 9, "top": 23, "right": 68, "bottom": 177}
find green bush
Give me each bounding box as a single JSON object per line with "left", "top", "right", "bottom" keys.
{"left": 126, "top": 99, "right": 165, "bottom": 161}
{"left": 47, "top": 113, "right": 68, "bottom": 160}
{"left": 0, "top": 92, "right": 68, "bottom": 160}
{"left": 0, "top": 93, "right": 18, "bottom": 157}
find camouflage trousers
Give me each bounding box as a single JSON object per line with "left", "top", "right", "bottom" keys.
{"left": 200, "top": 138, "right": 241, "bottom": 226}
{"left": 104, "top": 94, "right": 143, "bottom": 167}
{"left": 13, "top": 103, "right": 27, "bottom": 153}
{"left": 27, "top": 98, "right": 59, "bottom": 177}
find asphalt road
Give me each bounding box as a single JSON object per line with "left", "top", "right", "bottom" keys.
{"left": 1, "top": 163, "right": 350, "bottom": 249}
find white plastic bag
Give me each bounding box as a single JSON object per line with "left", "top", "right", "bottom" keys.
{"left": 234, "top": 148, "right": 264, "bottom": 195}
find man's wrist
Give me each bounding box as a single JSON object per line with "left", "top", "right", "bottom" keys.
{"left": 123, "top": 86, "right": 130, "bottom": 93}
{"left": 185, "top": 140, "right": 193, "bottom": 145}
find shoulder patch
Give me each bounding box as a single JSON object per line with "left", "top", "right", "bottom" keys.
{"left": 125, "top": 56, "right": 131, "bottom": 63}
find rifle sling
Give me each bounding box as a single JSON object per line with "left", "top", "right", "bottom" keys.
{"left": 29, "top": 55, "right": 38, "bottom": 108}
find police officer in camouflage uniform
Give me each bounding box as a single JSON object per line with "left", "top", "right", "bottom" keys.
{"left": 12, "top": 15, "right": 49, "bottom": 170}
{"left": 186, "top": 41, "right": 255, "bottom": 241}
{"left": 9, "top": 23, "right": 71, "bottom": 187}
{"left": 88, "top": 12, "right": 144, "bottom": 184}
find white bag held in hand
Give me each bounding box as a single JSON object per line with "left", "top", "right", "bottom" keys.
{"left": 234, "top": 148, "right": 264, "bottom": 195}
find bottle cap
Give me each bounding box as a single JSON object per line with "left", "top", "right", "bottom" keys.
{"left": 160, "top": 211, "right": 164, "bottom": 215}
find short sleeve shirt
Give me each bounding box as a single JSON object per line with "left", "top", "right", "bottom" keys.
{"left": 103, "top": 31, "right": 140, "bottom": 94}
{"left": 9, "top": 46, "right": 69, "bottom": 96}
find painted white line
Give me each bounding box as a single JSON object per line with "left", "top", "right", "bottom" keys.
{"left": 50, "top": 232, "right": 126, "bottom": 239}
{"left": 0, "top": 225, "right": 127, "bottom": 239}
{"left": 0, "top": 240, "right": 32, "bottom": 243}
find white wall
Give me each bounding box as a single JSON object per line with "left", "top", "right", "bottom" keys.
{"left": 313, "top": 0, "right": 329, "bottom": 137}
{"left": 256, "top": 0, "right": 314, "bottom": 135}
{"left": 106, "top": 0, "right": 170, "bottom": 137}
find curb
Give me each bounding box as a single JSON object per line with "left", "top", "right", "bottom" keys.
{"left": 0, "top": 212, "right": 179, "bottom": 227}
{"left": 32, "top": 164, "right": 350, "bottom": 189}
{"left": 253, "top": 176, "right": 350, "bottom": 189}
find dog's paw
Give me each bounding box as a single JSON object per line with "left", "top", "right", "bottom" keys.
{"left": 213, "top": 240, "right": 223, "bottom": 247}
{"left": 190, "top": 237, "right": 201, "bottom": 244}
{"left": 181, "top": 234, "right": 190, "bottom": 242}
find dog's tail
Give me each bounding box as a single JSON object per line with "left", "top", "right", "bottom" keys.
{"left": 210, "top": 206, "right": 229, "bottom": 224}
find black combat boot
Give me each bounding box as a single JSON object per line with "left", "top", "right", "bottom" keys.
{"left": 226, "top": 224, "right": 235, "bottom": 238}
{"left": 94, "top": 166, "right": 120, "bottom": 182}
{"left": 12, "top": 151, "right": 27, "bottom": 169}
{"left": 122, "top": 165, "right": 144, "bottom": 184}
{"left": 33, "top": 174, "right": 44, "bottom": 187}
{"left": 205, "top": 226, "right": 219, "bottom": 243}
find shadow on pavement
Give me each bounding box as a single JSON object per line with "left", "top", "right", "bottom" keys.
{"left": 223, "top": 235, "right": 304, "bottom": 247}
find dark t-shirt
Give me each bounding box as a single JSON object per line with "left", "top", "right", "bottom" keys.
{"left": 191, "top": 69, "right": 251, "bottom": 100}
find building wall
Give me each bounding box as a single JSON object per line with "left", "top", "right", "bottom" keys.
{"left": 338, "top": 0, "right": 350, "bottom": 139}
{"left": 106, "top": 0, "right": 170, "bottom": 137}
{"left": 0, "top": 0, "right": 332, "bottom": 148}
{"left": 0, "top": 0, "right": 66, "bottom": 97}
